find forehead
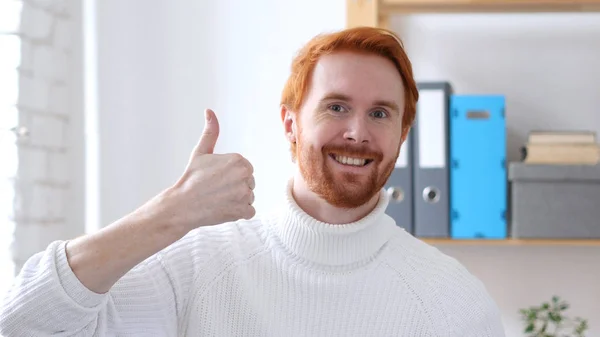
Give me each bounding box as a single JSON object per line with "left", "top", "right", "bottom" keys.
{"left": 307, "top": 51, "right": 405, "bottom": 106}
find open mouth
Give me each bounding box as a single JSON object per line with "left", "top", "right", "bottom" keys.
{"left": 330, "top": 154, "right": 374, "bottom": 167}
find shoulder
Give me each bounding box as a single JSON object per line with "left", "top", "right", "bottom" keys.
{"left": 383, "top": 231, "right": 483, "bottom": 294}
{"left": 383, "top": 231, "right": 505, "bottom": 336}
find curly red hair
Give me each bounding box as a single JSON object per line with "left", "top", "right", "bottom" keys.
{"left": 280, "top": 26, "right": 419, "bottom": 159}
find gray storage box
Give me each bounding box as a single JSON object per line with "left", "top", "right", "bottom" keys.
{"left": 509, "top": 163, "right": 600, "bottom": 239}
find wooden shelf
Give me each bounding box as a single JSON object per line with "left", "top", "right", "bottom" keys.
{"left": 347, "top": 0, "right": 600, "bottom": 28}
{"left": 422, "top": 238, "right": 600, "bottom": 246}
{"left": 382, "top": 0, "right": 600, "bottom": 14}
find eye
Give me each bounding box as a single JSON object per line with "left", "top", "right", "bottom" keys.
{"left": 371, "top": 109, "right": 388, "bottom": 119}
{"left": 329, "top": 104, "right": 347, "bottom": 113}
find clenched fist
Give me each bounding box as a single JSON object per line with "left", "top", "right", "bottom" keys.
{"left": 153, "top": 109, "right": 256, "bottom": 234}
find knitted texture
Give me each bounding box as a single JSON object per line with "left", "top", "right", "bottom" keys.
{"left": 0, "top": 184, "right": 505, "bottom": 336}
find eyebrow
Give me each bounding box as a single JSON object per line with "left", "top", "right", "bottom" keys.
{"left": 320, "top": 92, "right": 401, "bottom": 114}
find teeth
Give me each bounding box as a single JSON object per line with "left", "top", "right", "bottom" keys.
{"left": 334, "top": 155, "right": 367, "bottom": 166}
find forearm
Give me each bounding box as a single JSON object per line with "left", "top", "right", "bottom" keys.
{"left": 0, "top": 239, "right": 181, "bottom": 336}
{"left": 66, "top": 189, "right": 187, "bottom": 294}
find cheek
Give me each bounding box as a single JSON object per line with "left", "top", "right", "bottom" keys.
{"left": 307, "top": 121, "right": 341, "bottom": 144}
{"left": 376, "top": 133, "right": 403, "bottom": 157}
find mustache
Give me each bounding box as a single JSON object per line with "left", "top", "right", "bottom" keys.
{"left": 322, "top": 144, "right": 384, "bottom": 161}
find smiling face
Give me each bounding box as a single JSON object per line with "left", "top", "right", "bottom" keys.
{"left": 283, "top": 51, "right": 407, "bottom": 208}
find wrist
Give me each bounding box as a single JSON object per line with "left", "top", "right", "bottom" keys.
{"left": 132, "top": 188, "right": 190, "bottom": 242}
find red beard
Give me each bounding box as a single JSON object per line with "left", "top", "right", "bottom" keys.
{"left": 296, "top": 134, "right": 398, "bottom": 209}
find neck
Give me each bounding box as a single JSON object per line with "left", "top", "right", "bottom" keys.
{"left": 271, "top": 175, "right": 397, "bottom": 267}
{"left": 291, "top": 170, "right": 380, "bottom": 224}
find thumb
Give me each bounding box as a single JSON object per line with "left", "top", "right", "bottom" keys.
{"left": 195, "top": 108, "right": 220, "bottom": 154}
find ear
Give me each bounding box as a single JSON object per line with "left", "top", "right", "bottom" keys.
{"left": 400, "top": 125, "right": 411, "bottom": 144}
{"left": 281, "top": 104, "right": 297, "bottom": 144}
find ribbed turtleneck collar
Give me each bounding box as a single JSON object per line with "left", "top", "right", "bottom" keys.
{"left": 271, "top": 179, "right": 399, "bottom": 267}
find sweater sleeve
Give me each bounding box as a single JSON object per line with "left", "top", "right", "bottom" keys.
{"left": 447, "top": 283, "right": 506, "bottom": 337}
{"left": 0, "top": 239, "right": 187, "bottom": 336}
{"left": 433, "top": 259, "right": 506, "bottom": 337}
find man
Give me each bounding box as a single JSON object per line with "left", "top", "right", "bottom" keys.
{"left": 0, "top": 26, "right": 505, "bottom": 336}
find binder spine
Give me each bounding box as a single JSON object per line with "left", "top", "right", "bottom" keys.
{"left": 412, "top": 82, "right": 452, "bottom": 238}
{"left": 449, "top": 95, "right": 508, "bottom": 239}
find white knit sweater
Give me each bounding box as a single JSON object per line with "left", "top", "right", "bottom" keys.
{"left": 0, "top": 184, "right": 505, "bottom": 336}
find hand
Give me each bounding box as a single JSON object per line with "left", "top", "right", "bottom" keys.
{"left": 151, "top": 109, "right": 256, "bottom": 233}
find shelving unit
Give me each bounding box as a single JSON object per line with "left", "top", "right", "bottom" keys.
{"left": 347, "top": 0, "right": 600, "bottom": 28}
{"left": 346, "top": 0, "right": 600, "bottom": 247}
{"left": 422, "top": 239, "right": 600, "bottom": 246}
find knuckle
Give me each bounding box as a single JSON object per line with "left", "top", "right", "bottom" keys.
{"left": 238, "top": 184, "right": 250, "bottom": 199}
{"left": 225, "top": 153, "right": 243, "bottom": 167}
{"left": 245, "top": 206, "right": 256, "bottom": 219}
{"left": 202, "top": 129, "right": 215, "bottom": 138}
{"left": 230, "top": 153, "right": 244, "bottom": 163}
{"left": 242, "top": 165, "right": 253, "bottom": 177}
{"left": 241, "top": 187, "right": 251, "bottom": 199}
{"left": 230, "top": 154, "right": 252, "bottom": 173}
{"left": 245, "top": 161, "right": 254, "bottom": 174}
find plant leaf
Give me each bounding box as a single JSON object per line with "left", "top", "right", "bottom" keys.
{"left": 528, "top": 311, "right": 538, "bottom": 321}
{"left": 525, "top": 322, "right": 535, "bottom": 333}
{"left": 575, "top": 319, "right": 588, "bottom": 334}
{"left": 548, "top": 312, "right": 561, "bottom": 322}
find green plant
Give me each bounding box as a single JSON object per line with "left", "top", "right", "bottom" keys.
{"left": 519, "top": 296, "right": 588, "bottom": 337}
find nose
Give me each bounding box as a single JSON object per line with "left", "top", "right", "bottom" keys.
{"left": 343, "top": 115, "right": 370, "bottom": 144}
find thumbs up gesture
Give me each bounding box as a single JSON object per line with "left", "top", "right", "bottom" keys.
{"left": 161, "top": 109, "right": 256, "bottom": 233}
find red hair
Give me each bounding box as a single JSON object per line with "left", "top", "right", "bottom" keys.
{"left": 281, "top": 26, "right": 419, "bottom": 142}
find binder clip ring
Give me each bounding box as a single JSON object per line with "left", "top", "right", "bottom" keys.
{"left": 386, "top": 187, "right": 404, "bottom": 203}
{"left": 422, "top": 186, "right": 440, "bottom": 204}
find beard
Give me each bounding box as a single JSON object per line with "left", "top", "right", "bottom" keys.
{"left": 296, "top": 135, "right": 399, "bottom": 209}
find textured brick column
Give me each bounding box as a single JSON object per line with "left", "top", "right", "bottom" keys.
{"left": 10, "top": 0, "right": 79, "bottom": 274}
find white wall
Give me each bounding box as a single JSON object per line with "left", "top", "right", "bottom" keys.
{"left": 436, "top": 244, "right": 600, "bottom": 337}
{"left": 91, "top": 2, "right": 600, "bottom": 336}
